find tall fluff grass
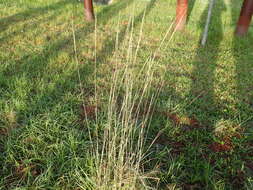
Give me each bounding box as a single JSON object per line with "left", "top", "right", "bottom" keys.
{"left": 73, "top": 3, "right": 176, "bottom": 189}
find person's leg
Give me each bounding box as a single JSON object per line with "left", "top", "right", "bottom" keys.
{"left": 175, "top": 0, "right": 188, "bottom": 31}
{"left": 84, "top": 0, "right": 95, "bottom": 21}
{"left": 235, "top": 0, "right": 253, "bottom": 36}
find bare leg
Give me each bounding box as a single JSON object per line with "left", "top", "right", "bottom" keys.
{"left": 84, "top": 0, "right": 95, "bottom": 21}
{"left": 235, "top": 0, "right": 253, "bottom": 36}
{"left": 175, "top": 0, "right": 188, "bottom": 31}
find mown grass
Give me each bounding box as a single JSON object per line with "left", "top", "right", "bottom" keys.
{"left": 0, "top": 0, "right": 253, "bottom": 189}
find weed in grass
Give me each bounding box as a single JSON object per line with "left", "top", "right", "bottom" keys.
{"left": 75, "top": 3, "right": 175, "bottom": 189}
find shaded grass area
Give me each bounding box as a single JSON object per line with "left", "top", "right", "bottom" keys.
{"left": 0, "top": 0, "right": 253, "bottom": 189}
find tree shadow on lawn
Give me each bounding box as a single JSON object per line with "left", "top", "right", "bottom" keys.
{"left": 0, "top": 0, "right": 158, "bottom": 188}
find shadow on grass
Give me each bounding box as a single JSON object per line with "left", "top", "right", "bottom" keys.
{"left": 187, "top": 0, "right": 196, "bottom": 23}
{"left": 0, "top": 0, "right": 157, "bottom": 188}
{"left": 231, "top": 1, "right": 253, "bottom": 125}
{"left": 230, "top": 6, "right": 253, "bottom": 189}
{"left": 186, "top": 0, "right": 226, "bottom": 124}
{"left": 1, "top": 0, "right": 135, "bottom": 118}
{"left": 1, "top": 0, "right": 157, "bottom": 120}
{"left": 0, "top": 6, "right": 67, "bottom": 43}
{"left": 147, "top": 1, "right": 233, "bottom": 189}
{"left": 150, "top": 1, "right": 253, "bottom": 189}
{"left": 0, "top": 0, "right": 74, "bottom": 33}
{"left": 95, "top": 0, "right": 157, "bottom": 64}
{"left": 0, "top": 0, "right": 134, "bottom": 187}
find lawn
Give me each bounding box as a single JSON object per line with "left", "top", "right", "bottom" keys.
{"left": 0, "top": 0, "right": 253, "bottom": 189}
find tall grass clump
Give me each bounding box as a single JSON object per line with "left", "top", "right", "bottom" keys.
{"left": 73, "top": 4, "right": 175, "bottom": 189}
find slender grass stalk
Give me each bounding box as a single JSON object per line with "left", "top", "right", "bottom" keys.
{"left": 72, "top": 2, "right": 176, "bottom": 189}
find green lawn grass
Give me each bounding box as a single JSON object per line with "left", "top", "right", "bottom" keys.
{"left": 0, "top": 0, "right": 253, "bottom": 189}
